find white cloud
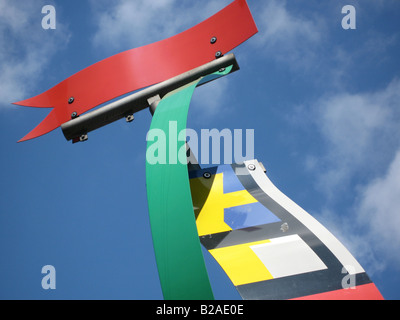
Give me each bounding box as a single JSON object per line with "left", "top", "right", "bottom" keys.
{"left": 255, "top": 0, "right": 321, "bottom": 45}
{"left": 250, "top": 0, "right": 398, "bottom": 91}
{"left": 308, "top": 79, "right": 400, "bottom": 196}
{"left": 313, "top": 150, "right": 400, "bottom": 274}
{"left": 313, "top": 207, "right": 386, "bottom": 276}
{"left": 251, "top": 0, "right": 323, "bottom": 68}
{"left": 90, "top": 0, "right": 230, "bottom": 52}
{"left": 190, "top": 77, "right": 230, "bottom": 121}
{"left": 0, "top": 1, "right": 70, "bottom": 106}
{"left": 357, "top": 150, "right": 400, "bottom": 267}
{"left": 303, "top": 79, "right": 400, "bottom": 274}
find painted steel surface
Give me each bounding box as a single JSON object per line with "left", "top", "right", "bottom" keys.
{"left": 14, "top": 0, "right": 257, "bottom": 142}
{"left": 146, "top": 67, "right": 232, "bottom": 300}
{"left": 189, "top": 161, "right": 384, "bottom": 300}
{"left": 60, "top": 53, "right": 239, "bottom": 141}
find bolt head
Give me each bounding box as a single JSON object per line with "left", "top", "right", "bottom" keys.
{"left": 68, "top": 97, "right": 74, "bottom": 104}
{"left": 247, "top": 164, "right": 256, "bottom": 171}
{"left": 126, "top": 114, "right": 134, "bottom": 122}
{"left": 215, "top": 51, "right": 222, "bottom": 58}
{"left": 71, "top": 111, "right": 78, "bottom": 119}
{"left": 280, "top": 223, "right": 289, "bottom": 232}
{"left": 210, "top": 37, "right": 217, "bottom": 44}
{"left": 203, "top": 172, "right": 211, "bottom": 179}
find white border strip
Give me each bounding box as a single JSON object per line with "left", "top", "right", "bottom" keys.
{"left": 244, "top": 160, "right": 364, "bottom": 275}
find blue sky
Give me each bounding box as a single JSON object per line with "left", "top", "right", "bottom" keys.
{"left": 0, "top": 0, "right": 399, "bottom": 299}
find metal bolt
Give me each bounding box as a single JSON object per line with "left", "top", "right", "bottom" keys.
{"left": 68, "top": 97, "right": 74, "bottom": 104}
{"left": 215, "top": 51, "right": 222, "bottom": 59}
{"left": 247, "top": 164, "right": 256, "bottom": 171}
{"left": 280, "top": 222, "right": 289, "bottom": 233}
{"left": 71, "top": 111, "right": 78, "bottom": 119}
{"left": 210, "top": 36, "right": 217, "bottom": 44}
{"left": 126, "top": 114, "right": 134, "bottom": 122}
{"left": 203, "top": 172, "right": 211, "bottom": 179}
{"left": 219, "top": 68, "right": 226, "bottom": 73}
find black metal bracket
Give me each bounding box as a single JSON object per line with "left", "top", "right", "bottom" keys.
{"left": 61, "top": 53, "right": 239, "bottom": 142}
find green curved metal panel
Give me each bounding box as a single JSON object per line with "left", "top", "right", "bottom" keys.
{"left": 146, "top": 67, "right": 232, "bottom": 300}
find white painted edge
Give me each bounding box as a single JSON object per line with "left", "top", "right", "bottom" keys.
{"left": 244, "top": 160, "right": 364, "bottom": 275}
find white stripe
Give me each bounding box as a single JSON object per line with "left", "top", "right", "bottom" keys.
{"left": 244, "top": 160, "right": 364, "bottom": 275}
{"left": 251, "top": 234, "right": 327, "bottom": 279}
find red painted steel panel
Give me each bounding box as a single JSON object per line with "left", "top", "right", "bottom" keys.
{"left": 291, "top": 283, "right": 384, "bottom": 300}
{"left": 14, "top": 0, "right": 257, "bottom": 142}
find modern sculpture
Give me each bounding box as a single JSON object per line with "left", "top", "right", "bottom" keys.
{"left": 15, "top": 0, "right": 383, "bottom": 300}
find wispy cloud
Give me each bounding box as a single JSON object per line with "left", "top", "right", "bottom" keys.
{"left": 357, "top": 151, "right": 400, "bottom": 267}
{"left": 308, "top": 79, "right": 400, "bottom": 196}
{"left": 302, "top": 79, "right": 400, "bottom": 274}
{"left": 251, "top": 0, "right": 324, "bottom": 69}
{"left": 313, "top": 149, "right": 400, "bottom": 275}
{"left": 250, "top": 0, "right": 399, "bottom": 91}
{"left": 89, "top": 0, "right": 230, "bottom": 53}
{"left": 255, "top": 0, "right": 322, "bottom": 46}
{"left": 313, "top": 207, "right": 386, "bottom": 276}
{"left": 267, "top": 0, "right": 400, "bottom": 276}
{"left": 190, "top": 76, "right": 230, "bottom": 122}
{"left": 0, "top": 1, "right": 70, "bottom": 107}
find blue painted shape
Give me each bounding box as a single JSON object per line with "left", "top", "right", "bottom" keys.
{"left": 224, "top": 202, "right": 281, "bottom": 230}
{"left": 217, "top": 165, "right": 245, "bottom": 194}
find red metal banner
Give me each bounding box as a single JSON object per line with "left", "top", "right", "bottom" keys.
{"left": 14, "top": 0, "right": 257, "bottom": 142}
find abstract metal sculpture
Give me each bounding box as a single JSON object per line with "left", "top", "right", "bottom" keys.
{"left": 15, "top": 0, "right": 383, "bottom": 300}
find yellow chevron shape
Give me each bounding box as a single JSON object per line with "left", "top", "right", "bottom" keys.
{"left": 190, "top": 173, "right": 257, "bottom": 236}
{"left": 209, "top": 239, "right": 274, "bottom": 286}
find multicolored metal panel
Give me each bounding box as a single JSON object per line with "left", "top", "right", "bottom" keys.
{"left": 189, "top": 161, "right": 384, "bottom": 300}
{"left": 14, "top": 0, "right": 257, "bottom": 142}
{"left": 190, "top": 165, "right": 281, "bottom": 236}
